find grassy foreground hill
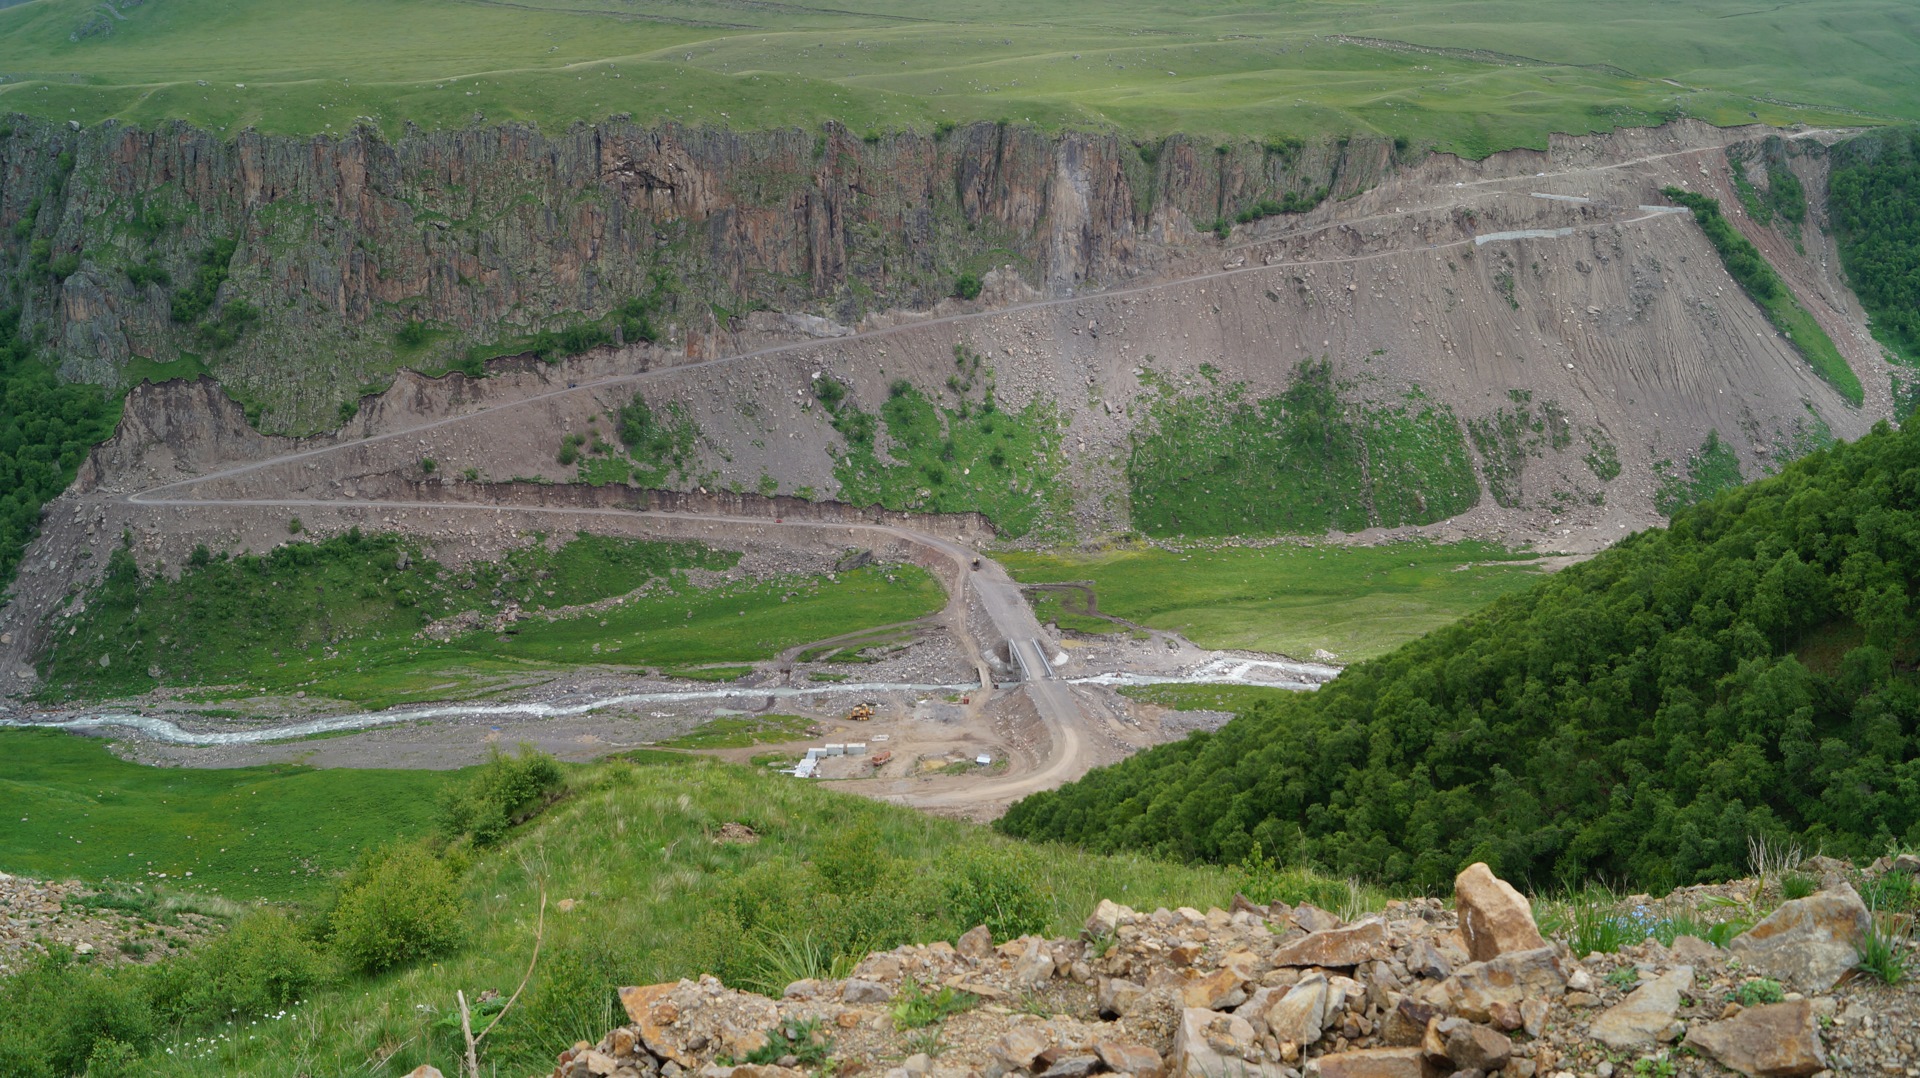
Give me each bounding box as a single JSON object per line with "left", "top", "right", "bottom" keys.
{"left": 999, "top": 417, "right": 1920, "bottom": 894}
{"left": 0, "top": 0, "right": 1912, "bottom": 150}
{"left": 0, "top": 748, "right": 1371, "bottom": 1078}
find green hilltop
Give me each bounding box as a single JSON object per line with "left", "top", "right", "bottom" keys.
{"left": 999, "top": 415, "right": 1920, "bottom": 894}
{"left": 0, "top": 0, "right": 1914, "bottom": 153}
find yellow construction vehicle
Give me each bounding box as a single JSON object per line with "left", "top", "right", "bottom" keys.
{"left": 847, "top": 702, "right": 875, "bottom": 722}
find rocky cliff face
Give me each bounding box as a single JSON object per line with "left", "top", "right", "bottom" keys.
{"left": 0, "top": 115, "right": 1391, "bottom": 431}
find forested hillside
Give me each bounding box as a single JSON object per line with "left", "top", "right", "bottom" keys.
{"left": 1000, "top": 418, "right": 1920, "bottom": 893}
{"left": 1830, "top": 128, "right": 1920, "bottom": 415}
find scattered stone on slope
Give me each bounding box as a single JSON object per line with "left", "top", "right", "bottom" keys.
{"left": 558, "top": 862, "right": 1920, "bottom": 1078}
{"left": 1683, "top": 999, "right": 1827, "bottom": 1077}
{"left": 1724, "top": 884, "right": 1871, "bottom": 990}
{"left": 1270, "top": 921, "right": 1388, "bottom": 969}
{"left": 1587, "top": 966, "right": 1693, "bottom": 1051}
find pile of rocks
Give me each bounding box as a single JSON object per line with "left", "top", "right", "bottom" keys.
{"left": 517, "top": 863, "right": 1908, "bottom": 1078}
{"left": 0, "top": 871, "right": 214, "bottom": 974}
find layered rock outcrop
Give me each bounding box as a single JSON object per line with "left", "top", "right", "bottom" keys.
{"left": 0, "top": 114, "right": 1388, "bottom": 429}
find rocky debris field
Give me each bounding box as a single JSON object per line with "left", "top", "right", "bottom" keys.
{"left": 513, "top": 861, "right": 1920, "bottom": 1078}
{"left": 0, "top": 872, "right": 218, "bottom": 976}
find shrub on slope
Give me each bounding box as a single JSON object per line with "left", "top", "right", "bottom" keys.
{"left": 1000, "top": 419, "right": 1920, "bottom": 894}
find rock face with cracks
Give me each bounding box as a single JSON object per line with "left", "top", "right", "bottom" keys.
{"left": 1723, "top": 885, "right": 1871, "bottom": 991}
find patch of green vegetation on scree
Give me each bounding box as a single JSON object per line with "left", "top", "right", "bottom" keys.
{"left": 0, "top": 750, "right": 1391, "bottom": 1078}
{"left": 1118, "top": 684, "right": 1309, "bottom": 715}
{"left": 1463, "top": 390, "right": 1592, "bottom": 509}
{"left": 1828, "top": 127, "right": 1920, "bottom": 416}
{"left": 660, "top": 713, "right": 817, "bottom": 749}
{"left": 1127, "top": 360, "right": 1480, "bottom": 538}
{"left": 1664, "top": 187, "right": 1863, "bottom": 406}
{"left": 0, "top": 0, "right": 1902, "bottom": 151}
{"left": 819, "top": 351, "right": 1070, "bottom": 540}
{"left": 0, "top": 729, "right": 462, "bottom": 901}
{"left": 999, "top": 541, "right": 1543, "bottom": 663}
{"left": 1026, "top": 589, "right": 1125, "bottom": 637}
{"left": 36, "top": 530, "right": 943, "bottom": 705}
{"left": 1654, "top": 429, "right": 1745, "bottom": 517}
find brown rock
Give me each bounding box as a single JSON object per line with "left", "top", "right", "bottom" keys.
{"left": 1038, "top": 1057, "right": 1100, "bottom": 1078}
{"left": 1100, "top": 977, "right": 1150, "bottom": 1017}
{"left": 957, "top": 924, "right": 993, "bottom": 958}
{"left": 1519, "top": 997, "right": 1549, "bottom": 1038}
{"left": 993, "top": 1029, "right": 1052, "bottom": 1070}
{"left": 1437, "top": 948, "right": 1566, "bottom": 1022}
{"left": 1096, "top": 1041, "right": 1165, "bottom": 1077}
{"left": 1271, "top": 921, "right": 1387, "bottom": 968}
{"left": 1444, "top": 1023, "right": 1511, "bottom": 1071}
{"left": 1014, "top": 937, "right": 1057, "bottom": 986}
{"left": 1588, "top": 966, "right": 1692, "bottom": 1051}
{"left": 842, "top": 978, "right": 893, "bottom": 1003}
{"left": 854, "top": 952, "right": 904, "bottom": 981}
{"left": 730, "top": 1067, "right": 807, "bottom": 1078}
{"left": 1170, "top": 1008, "right": 1280, "bottom": 1078}
{"left": 1725, "top": 885, "right": 1871, "bottom": 990}
{"left": 1087, "top": 900, "right": 1128, "bottom": 937}
{"left": 1266, "top": 972, "right": 1337, "bottom": 1046}
{"left": 1669, "top": 934, "right": 1720, "bottom": 962}
{"left": 1293, "top": 904, "right": 1342, "bottom": 933}
{"left": 619, "top": 983, "right": 695, "bottom": 1066}
{"left": 782, "top": 979, "right": 827, "bottom": 1000}
{"left": 1181, "top": 967, "right": 1247, "bottom": 1010}
{"left": 1309, "top": 1046, "right": 1438, "bottom": 1078}
{"left": 1486, "top": 1000, "right": 1523, "bottom": 1031}
{"left": 1405, "top": 938, "right": 1452, "bottom": 980}
{"left": 1454, "top": 864, "right": 1548, "bottom": 962}
{"left": 1381, "top": 998, "right": 1441, "bottom": 1047}
{"left": 1683, "top": 999, "right": 1828, "bottom": 1077}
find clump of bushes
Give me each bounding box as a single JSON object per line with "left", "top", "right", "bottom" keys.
{"left": 1233, "top": 187, "right": 1328, "bottom": 224}
{"left": 0, "top": 906, "right": 328, "bottom": 1078}
{"left": 439, "top": 744, "right": 567, "bottom": 848}
{"left": 169, "top": 238, "right": 238, "bottom": 324}
{"left": 954, "top": 272, "right": 982, "bottom": 300}
{"left": 327, "top": 842, "right": 466, "bottom": 975}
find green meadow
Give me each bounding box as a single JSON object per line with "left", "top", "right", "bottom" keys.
{"left": 1001, "top": 540, "right": 1546, "bottom": 662}
{"left": 0, "top": 730, "right": 461, "bottom": 901}
{"left": 0, "top": 0, "right": 1910, "bottom": 152}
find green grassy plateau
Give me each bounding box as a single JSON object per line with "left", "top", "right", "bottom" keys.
{"left": 0, "top": 0, "right": 1911, "bottom": 151}
{"left": 1000, "top": 539, "right": 1544, "bottom": 663}
{"left": 0, "top": 730, "right": 461, "bottom": 901}
{"left": 37, "top": 531, "right": 946, "bottom": 707}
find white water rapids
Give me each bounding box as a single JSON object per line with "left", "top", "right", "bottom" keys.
{"left": 0, "top": 660, "right": 1338, "bottom": 746}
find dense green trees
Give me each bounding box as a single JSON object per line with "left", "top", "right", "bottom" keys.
{"left": 1830, "top": 128, "right": 1920, "bottom": 364}
{"left": 1002, "top": 418, "right": 1920, "bottom": 893}
{"left": 0, "top": 307, "right": 118, "bottom": 592}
